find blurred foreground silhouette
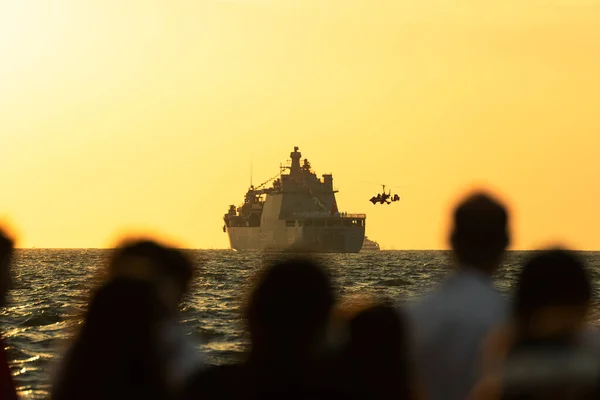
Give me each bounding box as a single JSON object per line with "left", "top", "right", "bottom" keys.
{"left": 470, "top": 249, "right": 600, "bottom": 399}
{"left": 52, "top": 278, "right": 171, "bottom": 400}
{"left": 406, "top": 192, "right": 511, "bottom": 400}
{"left": 1, "top": 229, "right": 17, "bottom": 400}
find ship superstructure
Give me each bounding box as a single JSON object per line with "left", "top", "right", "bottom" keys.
{"left": 223, "top": 147, "right": 365, "bottom": 252}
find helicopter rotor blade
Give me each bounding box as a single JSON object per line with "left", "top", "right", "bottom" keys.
{"left": 361, "top": 181, "right": 410, "bottom": 189}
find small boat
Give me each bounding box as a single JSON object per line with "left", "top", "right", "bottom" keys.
{"left": 361, "top": 236, "right": 380, "bottom": 251}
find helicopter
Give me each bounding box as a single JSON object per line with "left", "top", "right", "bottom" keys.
{"left": 369, "top": 185, "right": 400, "bottom": 205}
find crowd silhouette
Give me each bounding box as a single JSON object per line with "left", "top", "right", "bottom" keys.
{"left": 1, "top": 191, "right": 599, "bottom": 399}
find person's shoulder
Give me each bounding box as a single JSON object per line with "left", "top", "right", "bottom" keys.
{"left": 406, "top": 283, "right": 508, "bottom": 342}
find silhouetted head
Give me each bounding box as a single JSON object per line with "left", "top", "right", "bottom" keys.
{"left": 53, "top": 278, "right": 171, "bottom": 400}
{"left": 246, "top": 256, "right": 334, "bottom": 359}
{"left": 107, "top": 239, "right": 194, "bottom": 312}
{"left": 0, "top": 228, "right": 14, "bottom": 308}
{"left": 450, "top": 192, "right": 510, "bottom": 272}
{"left": 513, "top": 249, "right": 592, "bottom": 339}
{"left": 82, "top": 278, "right": 170, "bottom": 342}
{"left": 339, "top": 302, "right": 415, "bottom": 399}
{"left": 347, "top": 303, "right": 406, "bottom": 361}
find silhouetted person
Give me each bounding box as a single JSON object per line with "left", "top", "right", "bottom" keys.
{"left": 182, "top": 256, "right": 349, "bottom": 399}
{"left": 470, "top": 249, "right": 600, "bottom": 400}
{"left": 0, "top": 228, "right": 18, "bottom": 400}
{"left": 247, "top": 257, "right": 333, "bottom": 364}
{"left": 107, "top": 239, "right": 204, "bottom": 389}
{"left": 52, "top": 278, "right": 171, "bottom": 400}
{"left": 107, "top": 239, "right": 193, "bottom": 312}
{"left": 334, "top": 302, "right": 421, "bottom": 400}
{"left": 405, "top": 192, "right": 510, "bottom": 400}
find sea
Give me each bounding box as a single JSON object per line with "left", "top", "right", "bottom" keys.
{"left": 2, "top": 249, "right": 600, "bottom": 399}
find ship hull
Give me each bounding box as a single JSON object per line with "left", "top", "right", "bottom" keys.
{"left": 227, "top": 226, "right": 365, "bottom": 253}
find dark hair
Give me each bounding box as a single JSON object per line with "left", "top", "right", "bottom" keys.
{"left": 340, "top": 303, "right": 416, "bottom": 400}
{"left": 514, "top": 249, "right": 591, "bottom": 323}
{"left": 246, "top": 256, "right": 334, "bottom": 349}
{"left": 451, "top": 192, "right": 509, "bottom": 268}
{"left": 0, "top": 228, "right": 13, "bottom": 266}
{"left": 0, "top": 228, "right": 14, "bottom": 306}
{"left": 348, "top": 303, "right": 406, "bottom": 358}
{"left": 108, "top": 239, "right": 193, "bottom": 295}
{"left": 53, "top": 278, "right": 171, "bottom": 400}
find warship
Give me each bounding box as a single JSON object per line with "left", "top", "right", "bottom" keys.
{"left": 223, "top": 147, "right": 366, "bottom": 253}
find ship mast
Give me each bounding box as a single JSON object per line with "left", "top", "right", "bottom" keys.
{"left": 290, "top": 146, "right": 302, "bottom": 179}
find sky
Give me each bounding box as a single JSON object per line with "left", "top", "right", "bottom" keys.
{"left": 1, "top": 0, "right": 599, "bottom": 250}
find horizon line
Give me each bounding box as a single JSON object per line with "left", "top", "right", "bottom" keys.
{"left": 14, "top": 247, "right": 600, "bottom": 252}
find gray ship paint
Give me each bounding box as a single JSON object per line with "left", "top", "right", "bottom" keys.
{"left": 223, "top": 147, "right": 366, "bottom": 253}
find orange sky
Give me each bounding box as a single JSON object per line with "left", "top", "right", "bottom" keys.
{"left": 1, "top": 1, "right": 599, "bottom": 250}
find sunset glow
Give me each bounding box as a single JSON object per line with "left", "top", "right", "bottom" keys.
{"left": 1, "top": 1, "right": 599, "bottom": 249}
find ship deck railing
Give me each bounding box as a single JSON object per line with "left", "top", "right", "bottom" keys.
{"left": 340, "top": 213, "right": 366, "bottom": 218}
{"left": 290, "top": 212, "right": 366, "bottom": 219}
